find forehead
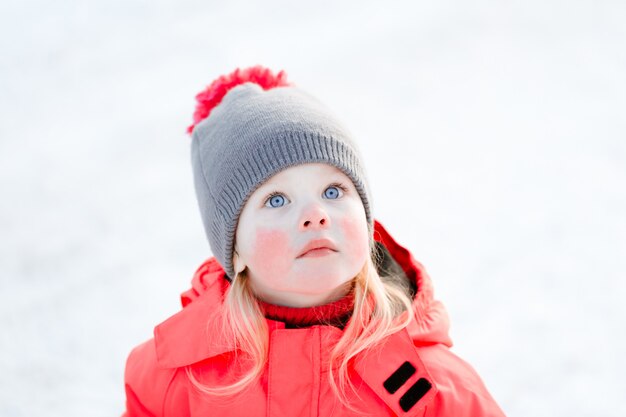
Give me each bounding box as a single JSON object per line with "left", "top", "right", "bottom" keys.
{"left": 259, "top": 163, "right": 348, "bottom": 188}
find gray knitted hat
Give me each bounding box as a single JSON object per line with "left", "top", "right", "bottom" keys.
{"left": 188, "top": 66, "right": 373, "bottom": 281}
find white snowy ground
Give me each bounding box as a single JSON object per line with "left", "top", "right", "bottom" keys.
{"left": 1, "top": 1, "right": 624, "bottom": 416}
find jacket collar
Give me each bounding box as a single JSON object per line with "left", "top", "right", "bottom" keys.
{"left": 154, "top": 219, "right": 451, "bottom": 369}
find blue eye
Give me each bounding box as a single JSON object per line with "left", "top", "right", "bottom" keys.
{"left": 266, "top": 194, "right": 286, "bottom": 208}
{"left": 324, "top": 185, "right": 341, "bottom": 199}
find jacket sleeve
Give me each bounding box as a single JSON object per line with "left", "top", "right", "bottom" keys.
{"left": 421, "top": 346, "right": 506, "bottom": 417}
{"left": 122, "top": 338, "right": 186, "bottom": 417}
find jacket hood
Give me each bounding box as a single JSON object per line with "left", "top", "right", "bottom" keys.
{"left": 153, "top": 219, "right": 452, "bottom": 369}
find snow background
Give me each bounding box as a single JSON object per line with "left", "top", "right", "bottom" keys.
{"left": 1, "top": 0, "right": 624, "bottom": 416}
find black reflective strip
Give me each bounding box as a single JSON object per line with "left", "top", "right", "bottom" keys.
{"left": 383, "top": 361, "right": 416, "bottom": 394}
{"left": 399, "top": 378, "right": 432, "bottom": 412}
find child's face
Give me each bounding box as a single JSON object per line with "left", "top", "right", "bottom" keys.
{"left": 233, "top": 163, "right": 370, "bottom": 307}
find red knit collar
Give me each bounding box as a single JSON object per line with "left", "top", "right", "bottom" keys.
{"left": 256, "top": 289, "right": 355, "bottom": 328}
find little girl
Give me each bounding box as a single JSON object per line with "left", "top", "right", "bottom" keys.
{"left": 122, "top": 66, "right": 506, "bottom": 417}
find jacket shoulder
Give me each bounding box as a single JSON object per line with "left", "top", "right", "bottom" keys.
{"left": 123, "top": 338, "right": 189, "bottom": 417}
{"left": 417, "top": 345, "right": 506, "bottom": 417}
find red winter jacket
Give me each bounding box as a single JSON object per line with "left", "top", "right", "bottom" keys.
{"left": 123, "top": 220, "right": 506, "bottom": 416}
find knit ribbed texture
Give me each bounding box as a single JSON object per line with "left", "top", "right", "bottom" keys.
{"left": 191, "top": 82, "right": 373, "bottom": 280}
{"left": 257, "top": 290, "right": 355, "bottom": 328}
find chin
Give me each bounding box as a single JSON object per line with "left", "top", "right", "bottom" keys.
{"left": 291, "top": 268, "right": 354, "bottom": 291}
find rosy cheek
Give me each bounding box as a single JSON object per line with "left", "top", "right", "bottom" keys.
{"left": 250, "top": 228, "right": 291, "bottom": 282}
{"left": 341, "top": 217, "right": 369, "bottom": 260}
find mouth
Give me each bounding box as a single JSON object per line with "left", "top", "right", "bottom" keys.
{"left": 299, "top": 247, "right": 337, "bottom": 258}
{"left": 297, "top": 238, "right": 339, "bottom": 258}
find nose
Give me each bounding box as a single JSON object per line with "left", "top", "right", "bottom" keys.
{"left": 299, "top": 204, "right": 331, "bottom": 231}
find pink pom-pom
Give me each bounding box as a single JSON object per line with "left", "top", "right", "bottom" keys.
{"left": 187, "top": 65, "right": 291, "bottom": 134}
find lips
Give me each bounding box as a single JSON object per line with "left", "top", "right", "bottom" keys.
{"left": 297, "top": 238, "right": 338, "bottom": 258}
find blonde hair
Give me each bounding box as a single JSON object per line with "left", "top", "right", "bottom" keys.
{"left": 186, "top": 232, "right": 414, "bottom": 408}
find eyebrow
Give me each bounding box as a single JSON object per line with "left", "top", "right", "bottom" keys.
{"left": 264, "top": 177, "right": 346, "bottom": 192}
